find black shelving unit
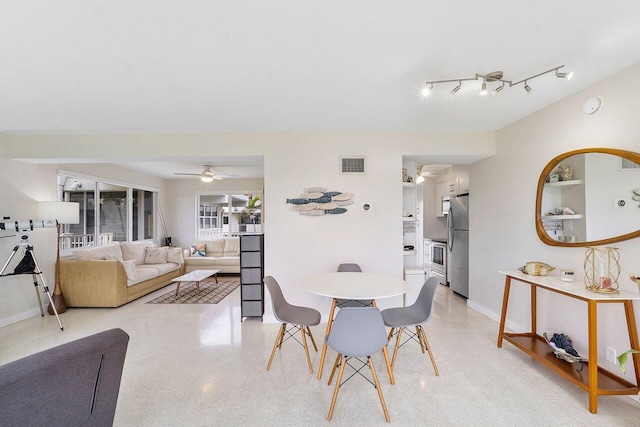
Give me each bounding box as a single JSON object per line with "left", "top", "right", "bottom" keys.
{"left": 239, "top": 233, "right": 264, "bottom": 318}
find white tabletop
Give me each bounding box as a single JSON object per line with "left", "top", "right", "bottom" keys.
{"left": 500, "top": 270, "right": 640, "bottom": 301}
{"left": 302, "top": 272, "right": 408, "bottom": 300}
{"left": 174, "top": 269, "right": 219, "bottom": 282}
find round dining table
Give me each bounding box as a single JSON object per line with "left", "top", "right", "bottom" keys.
{"left": 302, "top": 272, "right": 408, "bottom": 381}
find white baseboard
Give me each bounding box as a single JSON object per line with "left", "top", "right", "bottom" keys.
{"left": 0, "top": 308, "right": 42, "bottom": 329}
{"left": 466, "top": 299, "right": 526, "bottom": 333}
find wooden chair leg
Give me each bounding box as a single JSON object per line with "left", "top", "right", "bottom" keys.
{"left": 306, "top": 326, "right": 318, "bottom": 351}
{"left": 327, "top": 356, "right": 347, "bottom": 421}
{"left": 267, "top": 324, "right": 286, "bottom": 371}
{"left": 328, "top": 354, "right": 341, "bottom": 385}
{"left": 300, "top": 325, "right": 314, "bottom": 374}
{"left": 390, "top": 327, "right": 403, "bottom": 371}
{"left": 416, "top": 326, "right": 427, "bottom": 353}
{"left": 419, "top": 326, "right": 439, "bottom": 376}
{"left": 368, "top": 356, "right": 390, "bottom": 422}
{"left": 387, "top": 327, "right": 395, "bottom": 342}
{"left": 382, "top": 345, "right": 395, "bottom": 385}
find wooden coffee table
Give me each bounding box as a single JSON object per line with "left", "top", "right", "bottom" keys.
{"left": 173, "top": 269, "right": 220, "bottom": 296}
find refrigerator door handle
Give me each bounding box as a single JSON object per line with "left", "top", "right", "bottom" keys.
{"left": 446, "top": 206, "right": 452, "bottom": 230}
{"left": 448, "top": 229, "right": 453, "bottom": 252}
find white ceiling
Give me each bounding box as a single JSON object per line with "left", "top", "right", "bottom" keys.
{"left": 2, "top": 1, "right": 640, "bottom": 178}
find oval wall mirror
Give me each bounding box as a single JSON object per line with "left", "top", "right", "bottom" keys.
{"left": 535, "top": 148, "right": 640, "bottom": 247}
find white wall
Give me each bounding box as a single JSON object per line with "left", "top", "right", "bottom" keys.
{"left": 469, "top": 62, "right": 640, "bottom": 381}
{"left": 2, "top": 130, "right": 494, "bottom": 326}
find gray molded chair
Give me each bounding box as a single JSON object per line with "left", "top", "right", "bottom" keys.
{"left": 265, "top": 276, "right": 321, "bottom": 374}
{"left": 335, "top": 263, "right": 372, "bottom": 308}
{"left": 380, "top": 276, "right": 440, "bottom": 376}
{"left": 326, "top": 307, "right": 392, "bottom": 423}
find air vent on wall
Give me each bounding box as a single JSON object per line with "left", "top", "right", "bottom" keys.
{"left": 340, "top": 156, "right": 366, "bottom": 174}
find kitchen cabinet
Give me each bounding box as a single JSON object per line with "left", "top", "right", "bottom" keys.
{"left": 435, "top": 172, "right": 470, "bottom": 217}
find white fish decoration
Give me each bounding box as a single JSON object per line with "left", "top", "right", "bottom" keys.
{"left": 334, "top": 199, "right": 354, "bottom": 206}
{"left": 299, "top": 192, "right": 325, "bottom": 199}
{"left": 315, "top": 202, "right": 339, "bottom": 210}
{"left": 304, "top": 187, "right": 327, "bottom": 193}
{"left": 331, "top": 192, "right": 353, "bottom": 201}
{"left": 300, "top": 209, "right": 325, "bottom": 216}
{"left": 292, "top": 203, "right": 319, "bottom": 211}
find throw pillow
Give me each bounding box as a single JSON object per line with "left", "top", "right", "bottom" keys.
{"left": 144, "top": 247, "right": 168, "bottom": 264}
{"left": 121, "top": 260, "right": 138, "bottom": 282}
{"left": 121, "top": 241, "right": 154, "bottom": 265}
{"left": 167, "top": 247, "right": 184, "bottom": 265}
{"left": 190, "top": 244, "right": 206, "bottom": 257}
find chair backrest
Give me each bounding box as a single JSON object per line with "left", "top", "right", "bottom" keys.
{"left": 337, "top": 263, "right": 362, "bottom": 272}
{"left": 264, "top": 275, "right": 289, "bottom": 323}
{"left": 408, "top": 276, "right": 439, "bottom": 323}
{"left": 327, "top": 307, "right": 387, "bottom": 357}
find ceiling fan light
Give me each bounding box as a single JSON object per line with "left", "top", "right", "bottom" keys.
{"left": 201, "top": 175, "right": 214, "bottom": 183}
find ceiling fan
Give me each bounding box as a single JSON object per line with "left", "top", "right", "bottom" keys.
{"left": 173, "top": 165, "right": 238, "bottom": 182}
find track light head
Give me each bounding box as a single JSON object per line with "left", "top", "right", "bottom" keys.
{"left": 524, "top": 82, "right": 533, "bottom": 93}
{"left": 555, "top": 69, "right": 574, "bottom": 80}
{"left": 421, "top": 83, "right": 433, "bottom": 97}
{"left": 450, "top": 82, "right": 461, "bottom": 95}
{"left": 479, "top": 80, "right": 488, "bottom": 96}
{"left": 492, "top": 83, "right": 505, "bottom": 95}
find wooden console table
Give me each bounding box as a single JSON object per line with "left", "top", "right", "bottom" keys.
{"left": 497, "top": 270, "right": 640, "bottom": 414}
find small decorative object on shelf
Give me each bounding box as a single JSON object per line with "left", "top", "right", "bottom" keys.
{"left": 543, "top": 331, "right": 587, "bottom": 371}
{"left": 630, "top": 274, "right": 640, "bottom": 292}
{"left": 560, "top": 269, "right": 575, "bottom": 282}
{"left": 584, "top": 246, "right": 620, "bottom": 293}
{"left": 557, "top": 164, "right": 573, "bottom": 181}
{"left": 519, "top": 261, "right": 555, "bottom": 276}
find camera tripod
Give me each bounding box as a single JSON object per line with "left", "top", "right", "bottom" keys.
{"left": 0, "top": 242, "right": 64, "bottom": 331}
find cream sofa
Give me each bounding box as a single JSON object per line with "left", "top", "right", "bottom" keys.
{"left": 183, "top": 237, "right": 240, "bottom": 274}
{"left": 60, "top": 242, "right": 185, "bottom": 307}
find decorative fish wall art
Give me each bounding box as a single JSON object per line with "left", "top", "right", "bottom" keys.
{"left": 286, "top": 187, "right": 353, "bottom": 216}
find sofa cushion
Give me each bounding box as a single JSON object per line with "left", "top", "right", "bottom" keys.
{"left": 121, "top": 260, "right": 138, "bottom": 282}
{"left": 144, "top": 247, "right": 168, "bottom": 264}
{"left": 167, "top": 247, "right": 184, "bottom": 265}
{"left": 223, "top": 237, "right": 240, "bottom": 256}
{"left": 189, "top": 244, "right": 206, "bottom": 257}
{"left": 137, "top": 263, "right": 178, "bottom": 276}
{"left": 73, "top": 244, "right": 123, "bottom": 261}
{"left": 129, "top": 265, "right": 159, "bottom": 286}
{"left": 121, "top": 241, "right": 154, "bottom": 265}
{"left": 215, "top": 256, "right": 240, "bottom": 266}
{"left": 183, "top": 256, "right": 217, "bottom": 267}
{"left": 203, "top": 239, "right": 225, "bottom": 256}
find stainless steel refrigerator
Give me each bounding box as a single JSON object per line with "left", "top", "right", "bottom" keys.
{"left": 447, "top": 193, "right": 469, "bottom": 298}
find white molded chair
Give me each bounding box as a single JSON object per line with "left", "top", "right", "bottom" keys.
{"left": 380, "top": 277, "right": 440, "bottom": 376}
{"left": 265, "top": 276, "right": 321, "bottom": 373}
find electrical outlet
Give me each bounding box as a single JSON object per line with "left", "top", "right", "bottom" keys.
{"left": 606, "top": 345, "right": 617, "bottom": 363}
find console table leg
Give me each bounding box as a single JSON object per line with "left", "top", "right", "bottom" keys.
{"left": 587, "top": 300, "right": 598, "bottom": 414}
{"left": 497, "top": 276, "right": 511, "bottom": 348}
{"left": 623, "top": 300, "right": 640, "bottom": 386}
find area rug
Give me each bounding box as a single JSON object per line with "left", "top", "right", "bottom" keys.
{"left": 146, "top": 278, "right": 240, "bottom": 304}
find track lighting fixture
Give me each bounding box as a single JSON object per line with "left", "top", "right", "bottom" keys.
{"left": 422, "top": 65, "right": 571, "bottom": 97}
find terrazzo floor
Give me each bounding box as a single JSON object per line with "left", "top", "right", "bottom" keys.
{"left": 1, "top": 280, "right": 638, "bottom": 426}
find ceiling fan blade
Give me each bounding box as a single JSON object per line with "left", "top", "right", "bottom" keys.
{"left": 174, "top": 172, "right": 201, "bottom": 176}
{"left": 213, "top": 174, "right": 239, "bottom": 180}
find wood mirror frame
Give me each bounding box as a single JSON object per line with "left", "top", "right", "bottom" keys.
{"left": 535, "top": 147, "right": 640, "bottom": 247}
